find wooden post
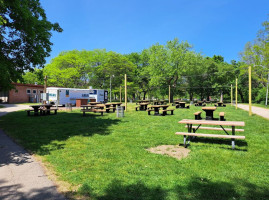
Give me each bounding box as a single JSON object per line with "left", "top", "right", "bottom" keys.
{"left": 120, "top": 86, "right": 122, "bottom": 103}
{"left": 236, "top": 78, "right": 238, "bottom": 110}
{"left": 43, "top": 75, "right": 47, "bottom": 104}
{"left": 125, "top": 74, "right": 127, "bottom": 111}
{"left": 249, "top": 66, "right": 252, "bottom": 116}
{"left": 169, "top": 85, "right": 171, "bottom": 104}
{"left": 231, "top": 85, "right": 233, "bottom": 106}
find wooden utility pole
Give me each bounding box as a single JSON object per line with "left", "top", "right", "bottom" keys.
{"left": 231, "top": 85, "right": 233, "bottom": 106}
{"left": 43, "top": 75, "right": 47, "bottom": 104}
{"left": 249, "top": 66, "right": 252, "bottom": 116}
{"left": 236, "top": 78, "right": 238, "bottom": 109}
{"left": 125, "top": 74, "right": 127, "bottom": 111}
{"left": 120, "top": 86, "right": 121, "bottom": 103}
{"left": 169, "top": 85, "right": 171, "bottom": 104}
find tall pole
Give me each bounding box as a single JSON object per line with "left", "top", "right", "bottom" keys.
{"left": 265, "top": 73, "right": 269, "bottom": 106}
{"left": 125, "top": 74, "right": 127, "bottom": 111}
{"left": 231, "top": 85, "right": 233, "bottom": 106}
{"left": 169, "top": 85, "right": 171, "bottom": 104}
{"left": 110, "top": 75, "right": 112, "bottom": 102}
{"left": 43, "top": 75, "right": 47, "bottom": 104}
{"left": 236, "top": 78, "right": 238, "bottom": 109}
{"left": 249, "top": 66, "right": 252, "bottom": 116}
{"left": 120, "top": 86, "right": 121, "bottom": 103}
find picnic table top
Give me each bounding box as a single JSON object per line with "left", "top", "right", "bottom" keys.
{"left": 110, "top": 102, "right": 122, "bottom": 105}
{"left": 150, "top": 105, "right": 169, "bottom": 108}
{"left": 178, "top": 119, "right": 245, "bottom": 126}
{"left": 139, "top": 103, "right": 149, "bottom": 105}
{"left": 88, "top": 102, "right": 101, "bottom": 105}
{"left": 30, "top": 104, "right": 52, "bottom": 108}
{"left": 202, "top": 107, "right": 217, "bottom": 111}
{"left": 81, "top": 105, "right": 96, "bottom": 107}
{"left": 179, "top": 102, "right": 186, "bottom": 104}
{"left": 93, "top": 104, "right": 105, "bottom": 107}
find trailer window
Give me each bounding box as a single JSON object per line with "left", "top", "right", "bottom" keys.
{"left": 26, "top": 89, "right": 31, "bottom": 94}
{"left": 33, "top": 89, "right": 37, "bottom": 94}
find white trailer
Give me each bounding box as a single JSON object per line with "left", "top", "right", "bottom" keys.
{"left": 46, "top": 87, "right": 108, "bottom": 106}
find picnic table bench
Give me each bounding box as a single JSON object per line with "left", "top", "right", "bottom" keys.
{"left": 215, "top": 102, "right": 226, "bottom": 107}
{"left": 160, "top": 109, "right": 174, "bottom": 116}
{"left": 177, "top": 119, "right": 245, "bottom": 149}
{"left": 41, "top": 107, "right": 58, "bottom": 115}
{"left": 194, "top": 111, "right": 202, "bottom": 120}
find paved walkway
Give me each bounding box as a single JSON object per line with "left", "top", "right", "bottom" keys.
{"left": 237, "top": 104, "right": 269, "bottom": 120}
{"left": 0, "top": 104, "right": 66, "bottom": 200}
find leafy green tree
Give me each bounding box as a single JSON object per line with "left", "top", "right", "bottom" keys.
{"left": 22, "top": 68, "right": 44, "bottom": 85}
{"left": 0, "top": 0, "right": 62, "bottom": 90}
{"left": 144, "top": 38, "right": 193, "bottom": 101}
{"left": 44, "top": 50, "right": 89, "bottom": 88}
{"left": 89, "top": 51, "right": 136, "bottom": 94}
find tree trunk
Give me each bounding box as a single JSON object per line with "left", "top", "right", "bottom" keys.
{"left": 170, "top": 90, "right": 174, "bottom": 103}
{"left": 238, "top": 89, "right": 245, "bottom": 103}
{"left": 143, "top": 91, "right": 147, "bottom": 100}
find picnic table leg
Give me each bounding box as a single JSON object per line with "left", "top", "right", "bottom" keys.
{"left": 34, "top": 108, "right": 39, "bottom": 116}
{"left": 154, "top": 107, "right": 159, "bottom": 115}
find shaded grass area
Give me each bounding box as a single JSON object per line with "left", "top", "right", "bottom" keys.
{"left": 0, "top": 105, "right": 4, "bottom": 108}
{"left": 0, "top": 104, "right": 269, "bottom": 199}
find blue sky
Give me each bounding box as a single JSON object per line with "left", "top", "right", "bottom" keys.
{"left": 41, "top": 0, "right": 269, "bottom": 64}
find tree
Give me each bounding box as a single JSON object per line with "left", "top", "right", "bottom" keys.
{"left": 0, "top": 0, "right": 62, "bottom": 90}
{"left": 145, "top": 38, "right": 193, "bottom": 101}
{"left": 22, "top": 68, "right": 44, "bottom": 85}
{"left": 44, "top": 50, "right": 89, "bottom": 88}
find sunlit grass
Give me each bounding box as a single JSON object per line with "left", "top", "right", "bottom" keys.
{"left": 0, "top": 104, "right": 268, "bottom": 199}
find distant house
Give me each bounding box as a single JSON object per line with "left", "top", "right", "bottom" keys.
{"left": 0, "top": 83, "right": 44, "bottom": 104}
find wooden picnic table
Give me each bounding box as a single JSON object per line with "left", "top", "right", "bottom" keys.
{"left": 149, "top": 105, "right": 169, "bottom": 115}
{"left": 202, "top": 107, "right": 217, "bottom": 120}
{"left": 177, "top": 119, "right": 245, "bottom": 149}
{"left": 81, "top": 105, "right": 96, "bottom": 110}
{"left": 109, "top": 102, "right": 122, "bottom": 108}
{"left": 88, "top": 102, "right": 101, "bottom": 105}
{"left": 139, "top": 103, "right": 149, "bottom": 110}
{"left": 30, "top": 104, "right": 53, "bottom": 116}
{"left": 138, "top": 100, "right": 150, "bottom": 103}
{"left": 179, "top": 102, "right": 186, "bottom": 108}
{"left": 216, "top": 102, "right": 225, "bottom": 107}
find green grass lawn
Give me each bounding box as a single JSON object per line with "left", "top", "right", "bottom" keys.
{"left": 0, "top": 104, "right": 269, "bottom": 199}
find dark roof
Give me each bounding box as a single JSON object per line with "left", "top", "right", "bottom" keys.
{"left": 12, "top": 83, "right": 44, "bottom": 88}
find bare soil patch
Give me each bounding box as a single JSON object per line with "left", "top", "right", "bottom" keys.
{"left": 147, "top": 145, "right": 190, "bottom": 160}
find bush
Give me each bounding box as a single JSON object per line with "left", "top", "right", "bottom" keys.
{"left": 255, "top": 87, "right": 267, "bottom": 103}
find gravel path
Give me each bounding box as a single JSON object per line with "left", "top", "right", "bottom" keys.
{"left": 0, "top": 104, "right": 66, "bottom": 200}
{"left": 237, "top": 104, "right": 269, "bottom": 120}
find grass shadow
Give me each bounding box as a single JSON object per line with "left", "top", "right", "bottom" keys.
{"left": 0, "top": 111, "right": 121, "bottom": 156}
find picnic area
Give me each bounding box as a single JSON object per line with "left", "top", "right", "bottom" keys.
{"left": 0, "top": 103, "right": 268, "bottom": 199}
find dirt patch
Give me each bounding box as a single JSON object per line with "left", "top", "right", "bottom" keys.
{"left": 147, "top": 145, "right": 190, "bottom": 160}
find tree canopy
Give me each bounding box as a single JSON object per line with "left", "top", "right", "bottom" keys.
{"left": 0, "top": 0, "right": 62, "bottom": 90}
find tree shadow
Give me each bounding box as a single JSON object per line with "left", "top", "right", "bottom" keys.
{"left": 175, "top": 176, "right": 269, "bottom": 200}
{"left": 77, "top": 177, "right": 269, "bottom": 200}
{"left": 188, "top": 137, "right": 248, "bottom": 149}
{"left": 80, "top": 180, "right": 167, "bottom": 200}
{"left": 0, "top": 129, "right": 33, "bottom": 167}
{"left": 0, "top": 111, "right": 121, "bottom": 159}
{"left": 0, "top": 178, "right": 66, "bottom": 200}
